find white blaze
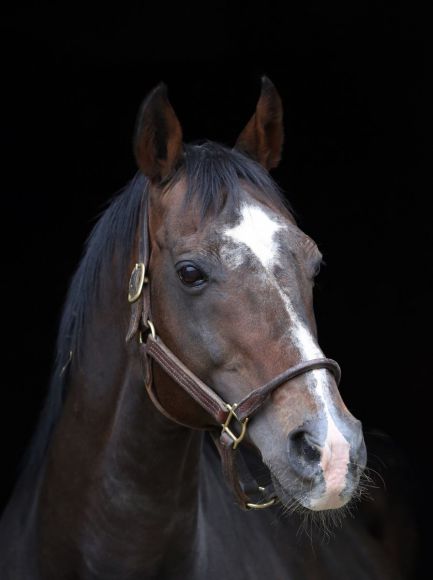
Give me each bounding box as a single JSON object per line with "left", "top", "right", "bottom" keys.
{"left": 223, "top": 201, "right": 351, "bottom": 509}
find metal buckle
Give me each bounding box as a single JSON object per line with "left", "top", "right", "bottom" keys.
{"left": 246, "top": 487, "right": 277, "bottom": 510}
{"left": 221, "top": 404, "right": 249, "bottom": 449}
{"left": 128, "top": 263, "right": 147, "bottom": 303}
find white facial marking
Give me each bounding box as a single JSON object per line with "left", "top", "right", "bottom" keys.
{"left": 222, "top": 201, "right": 351, "bottom": 510}
{"left": 223, "top": 204, "right": 283, "bottom": 269}
{"left": 309, "top": 404, "right": 351, "bottom": 510}
{"left": 275, "top": 282, "right": 351, "bottom": 510}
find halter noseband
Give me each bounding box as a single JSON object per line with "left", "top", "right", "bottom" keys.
{"left": 126, "top": 195, "right": 341, "bottom": 510}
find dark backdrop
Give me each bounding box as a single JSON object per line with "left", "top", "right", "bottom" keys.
{"left": 1, "top": 2, "right": 430, "bottom": 577}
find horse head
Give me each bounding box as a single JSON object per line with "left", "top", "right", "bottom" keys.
{"left": 132, "top": 78, "right": 366, "bottom": 512}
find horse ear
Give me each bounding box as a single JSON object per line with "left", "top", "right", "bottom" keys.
{"left": 234, "top": 76, "right": 284, "bottom": 170}
{"left": 134, "top": 83, "right": 183, "bottom": 182}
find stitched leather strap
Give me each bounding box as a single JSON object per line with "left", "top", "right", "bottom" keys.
{"left": 126, "top": 195, "right": 151, "bottom": 341}
{"left": 145, "top": 335, "right": 228, "bottom": 424}
{"left": 234, "top": 358, "right": 341, "bottom": 421}
{"left": 144, "top": 334, "right": 341, "bottom": 430}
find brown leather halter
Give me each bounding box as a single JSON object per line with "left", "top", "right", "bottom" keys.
{"left": 126, "top": 194, "right": 341, "bottom": 510}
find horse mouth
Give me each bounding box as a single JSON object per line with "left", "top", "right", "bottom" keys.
{"left": 269, "top": 471, "right": 310, "bottom": 511}
{"left": 269, "top": 468, "right": 358, "bottom": 513}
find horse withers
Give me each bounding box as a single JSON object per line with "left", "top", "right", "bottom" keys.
{"left": 0, "top": 78, "right": 411, "bottom": 579}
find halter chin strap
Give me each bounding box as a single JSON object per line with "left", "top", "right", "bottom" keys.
{"left": 126, "top": 193, "right": 341, "bottom": 510}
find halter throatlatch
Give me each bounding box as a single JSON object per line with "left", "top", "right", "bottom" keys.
{"left": 127, "top": 194, "right": 342, "bottom": 510}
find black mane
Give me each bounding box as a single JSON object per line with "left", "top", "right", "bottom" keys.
{"left": 23, "top": 141, "right": 287, "bottom": 476}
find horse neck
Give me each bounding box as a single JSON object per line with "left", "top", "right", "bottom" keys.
{"left": 35, "top": 257, "right": 203, "bottom": 576}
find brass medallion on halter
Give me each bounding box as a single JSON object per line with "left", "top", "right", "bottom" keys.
{"left": 128, "top": 263, "right": 147, "bottom": 303}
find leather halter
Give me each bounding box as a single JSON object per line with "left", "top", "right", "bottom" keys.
{"left": 126, "top": 194, "right": 341, "bottom": 510}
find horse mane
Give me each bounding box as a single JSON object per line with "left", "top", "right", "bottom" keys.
{"left": 22, "top": 141, "right": 288, "bottom": 478}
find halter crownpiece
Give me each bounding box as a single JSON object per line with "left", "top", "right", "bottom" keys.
{"left": 127, "top": 193, "right": 342, "bottom": 510}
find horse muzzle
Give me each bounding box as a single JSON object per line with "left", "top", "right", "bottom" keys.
{"left": 272, "top": 415, "right": 367, "bottom": 511}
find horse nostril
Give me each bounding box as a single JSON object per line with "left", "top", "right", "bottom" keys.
{"left": 290, "top": 430, "right": 321, "bottom": 464}
{"left": 287, "top": 422, "right": 326, "bottom": 479}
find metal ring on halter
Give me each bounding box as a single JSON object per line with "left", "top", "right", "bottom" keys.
{"left": 139, "top": 320, "right": 156, "bottom": 343}
{"left": 146, "top": 320, "right": 156, "bottom": 339}
{"left": 245, "top": 487, "right": 277, "bottom": 510}
{"left": 246, "top": 498, "right": 276, "bottom": 510}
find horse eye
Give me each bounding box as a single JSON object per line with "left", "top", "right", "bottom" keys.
{"left": 177, "top": 264, "right": 207, "bottom": 286}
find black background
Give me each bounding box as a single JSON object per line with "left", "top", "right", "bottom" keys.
{"left": 1, "top": 1, "right": 431, "bottom": 577}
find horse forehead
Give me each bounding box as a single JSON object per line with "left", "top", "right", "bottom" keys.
{"left": 221, "top": 203, "right": 288, "bottom": 269}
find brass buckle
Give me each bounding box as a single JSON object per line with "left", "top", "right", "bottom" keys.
{"left": 221, "top": 404, "right": 249, "bottom": 450}
{"left": 128, "top": 263, "right": 147, "bottom": 303}
{"left": 246, "top": 487, "right": 277, "bottom": 510}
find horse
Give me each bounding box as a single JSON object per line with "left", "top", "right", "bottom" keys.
{"left": 0, "top": 78, "right": 414, "bottom": 579}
